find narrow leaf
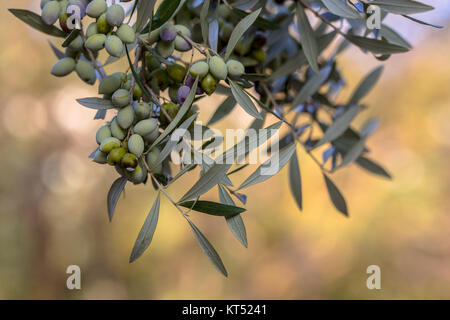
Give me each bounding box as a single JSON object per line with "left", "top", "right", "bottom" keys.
{"left": 230, "top": 81, "right": 262, "bottom": 119}
{"left": 288, "top": 150, "right": 303, "bottom": 212}
{"left": 149, "top": 78, "right": 199, "bottom": 151}
{"left": 348, "top": 66, "right": 383, "bottom": 105}
{"left": 219, "top": 185, "right": 248, "bottom": 248}
{"left": 186, "top": 218, "right": 228, "bottom": 277}
{"left": 136, "top": 0, "right": 157, "bottom": 32}
{"left": 179, "top": 200, "right": 246, "bottom": 217}
{"left": 323, "top": 174, "right": 348, "bottom": 216}
{"left": 129, "top": 192, "right": 160, "bottom": 263}
{"left": 225, "top": 9, "right": 262, "bottom": 60}
{"left": 296, "top": 4, "right": 319, "bottom": 73}
{"left": 107, "top": 177, "right": 127, "bottom": 221}
{"left": 315, "top": 105, "right": 361, "bottom": 148}
{"left": 151, "top": 0, "right": 182, "bottom": 30}
{"left": 346, "top": 35, "right": 409, "bottom": 55}
{"left": 370, "top": 0, "right": 433, "bottom": 15}
{"left": 179, "top": 163, "right": 231, "bottom": 202}
{"left": 200, "top": 0, "right": 210, "bottom": 45}
{"left": 238, "top": 143, "right": 297, "bottom": 190}
{"left": 321, "top": 0, "right": 361, "bottom": 19}
{"left": 76, "top": 97, "right": 114, "bottom": 110}
{"left": 292, "top": 65, "right": 332, "bottom": 108}
{"left": 9, "top": 9, "right": 67, "bottom": 38}
{"left": 356, "top": 157, "right": 392, "bottom": 179}
{"left": 207, "top": 96, "right": 236, "bottom": 126}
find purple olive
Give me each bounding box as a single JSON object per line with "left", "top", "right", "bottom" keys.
{"left": 177, "top": 85, "right": 191, "bottom": 104}
{"left": 185, "top": 75, "right": 204, "bottom": 94}
{"left": 160, "top": 24, "right": 177, "bottom": 42}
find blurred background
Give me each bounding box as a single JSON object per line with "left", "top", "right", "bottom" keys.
{"left": 0, "top": 0, "right": 449, "bottom": 299}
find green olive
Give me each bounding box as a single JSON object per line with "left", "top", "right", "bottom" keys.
{"left": 107, "top": 147, "right": 126, "bottom": 166}
{"left": 201, "top": 74, "right": 217, "bottom": 96}
{"left": 167, "top": 64, "right": 187, "bottom": 83}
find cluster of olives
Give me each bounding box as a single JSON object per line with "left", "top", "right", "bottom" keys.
{"left": 45, "top": 0, "right": 136, "bottom": 84}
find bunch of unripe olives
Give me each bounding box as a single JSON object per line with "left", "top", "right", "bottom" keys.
{"left": 40, "top": 0, "right": 269, "bottom": 185}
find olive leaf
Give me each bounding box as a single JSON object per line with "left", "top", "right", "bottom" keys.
{"left": 288, "top": 150, "right": 303, "bottom": 212}
{"left": 48, "top": 41, "right": 65, "bottom": 59}
{"left": 335, "top": 137, "right": 367, "bottom": 170}
{"left": 107, "top": 177, "right": 127, "bottom": 222}
{"left": 208, "top": 19, "right": 219, "bottom": 53}
{"left": 380, "top": 24, "right": 412, "bottom": 49}
{"left": 149, "top": 78, "right": 199, "bottom": 151}
{"left": 269, "top": 31, "right": 336, "bottom": 80}
{"left": 179, "top": 163, "right": 232, "bottom": 202}
{"left": 370, "top": 0, "right": 434, "bottom": 15}
{"left": 225, "top": 8, "right": 262, "bottom": 60}
{"left": 179, "top": 200, "right": 246, "bottom": 217}
{"left": 315, "top": 105, "right": 361, "bottom": 148}
{"left": 135, "top": 0, "right": 156, "bottom": 32}
{"left": 76, "top": 97, "right": 114, "bottom": 110}
{"left": 323, "top": 174, "right": 348, "bottom": 216}
{"left": 296, "top": 4, "right": 319, "bottom": 74}
{"left": 348, "top": 66, "right": 384, "bottom": 105}
{"left": 150, "top": 0, "right": 182, "bottom": 31}
{"left": 129, "top": 192, "right": 160, "bottom": 263}
{"left": 62, "top": 29, "right": 80, "bottom": 48}
{"left": 401, "top": 15, "right": 443, "bottom": 29}
{"left": 200, "top": 0, "right": 210, "bottom": 45}
{"left": 94, "top": 110, "right": 107, "bottom": 120}
{"left": 218, "top": 185, "right": 248, "bottom": 248}
{"left": 150, "top": 113, "right": 198, "bottom": 171}
{"left": 356, "top": 157, "right": 392, "bottom": 179}
{"left": 231, "top": 8, "right": 278, "bottom": 30}
{"left": 9, "top": 9, "right": 67, "bottom": 38}
{"left": 238, "top": 143, "right": 297, "bottom": 190}
{"left": 207, "top": 96, "right": 236, "bottom": 126}
{"left": 320, "top": 0, "right": 361, "bottom": 19}
{"left": 186, "top": 218, "right": 228, "bottom": 277}
{"left": 346, "top": 35, "right": 409, "bottom": 55}
{"left": 230, "top": 81, "right": 262, "bottom": 120}
{"left": 292, "top": 65, "right": 332, "bottom": 108}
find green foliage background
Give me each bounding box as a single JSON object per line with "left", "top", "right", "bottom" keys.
{"left": 0, "top": 0, "right": 449, "bottom": 299}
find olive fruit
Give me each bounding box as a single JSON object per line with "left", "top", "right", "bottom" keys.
{"left": 59, "top": 13, "right": 71, "bottom": 33}
{"left": 218, "top": 4, "right": 232, "bottom": 19}
{"left": 96, "top": 13, "right": 112, "bottom": 34}
{"left": 116, "top": 24, "right": 136, "bottom": 44}
{"left": 121, "top": 153, "right": 138, "bottom": 170}
{"left": 130, "top": 163, "right": 147, "bottom": 184}
{"left": 100, "top": 137, "right": 121, "bottom": 153}
{"left": 98, "top": 74, "right": 122, "bottom": 95}
{"left": 40, "top": 0, "right": 52, "bottom": 10}
{"left": 168, "top": 64, "right": 187, "bottom": 83}
{"left": 251, "top": 48, "right": 266, "bottom": 63}
{"left": 105, "top": 35, "right": 124, "bottom": 57}
{"left": 133, "top": 101, "right": 151, "bottom": 120}
{"left": 75, "top": 60, "right": 96, "bottom": 85}
{"left": 86, "top": 22, "right": 98, "bottom": 38}
{"left": 174, "top": 25, "right": 192, "bottom": 52}
{"left": 144, "top": 128, "right": 160, "bottom": 144}
{"left": 146, "top": 148, "right": 163, "bottom": 174}
{"left": 86, "top": 0, "right": 107, "bottom": 18}
{"left": 134, "top": 119, "right": 158, "bottom": 136}
{"left": 161, "top": 103, "right": 179, "bottom": 125}
{"left": 111, "top": 89, "right": 131, "bottom": 108}
{"left": 93, "top": 150, "right": 108, "bottom": 164}
{"left": 51, "top": 57, "right": 76, "bottom": 77}
{"left": 226, "top": 59, "right": 245, "bottom": 77}
{"left": 177, "top": 85, "right": 191, "bottom": 105}
{"left": 156, "top": 41, "right": 175, "bottom": 59}
{"left": 110, "top": 118, "right": 126, "bottom": 140}
{"left": 96, "top": 125, "right": 111, "bottom": 144}
{"left": 117, "top": 105, "right": 134, "bottom": 129}
{"left": 107, "top": 147, "right": 126, "bottom": 165}
{"left": 41, "top": 1, "right": 61, "bottom": 25}
{"left": 133, "top": 85, "right": 142, "bottom": 100}
{"left": 106, "top": 4, "right": 125, "bottom": 27}
{"left": 128, "top": 134, "right": 145, "bottom": 158}
{"left": 85, "top": 33, "right": 106, "bottom": 51}
{"left": 68, "top": 35, "right": 83, "bottom": 51}
{"left": 185, "top": 75, "right": 204, "bottom": 94}
{"left": 209, "top": 56, "right": 228, "bottom": 81}
{"left": 201, "top": 74, "right": 217, "bottom": 96}
{"left": 160, "top": 24, "right": 177, "bottom": 42}
{"left": 148, "top": 29, "right": 160, "bottom": 45}
{"left": 145, "top": 52, "right": 160, "bottom": 71}
{"left": 189, "top": 61, "right": 209, "bottom": 78}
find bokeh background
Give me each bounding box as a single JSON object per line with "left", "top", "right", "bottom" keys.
{"left": 0, "top": 0, "right": 449, "bottom": 299}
